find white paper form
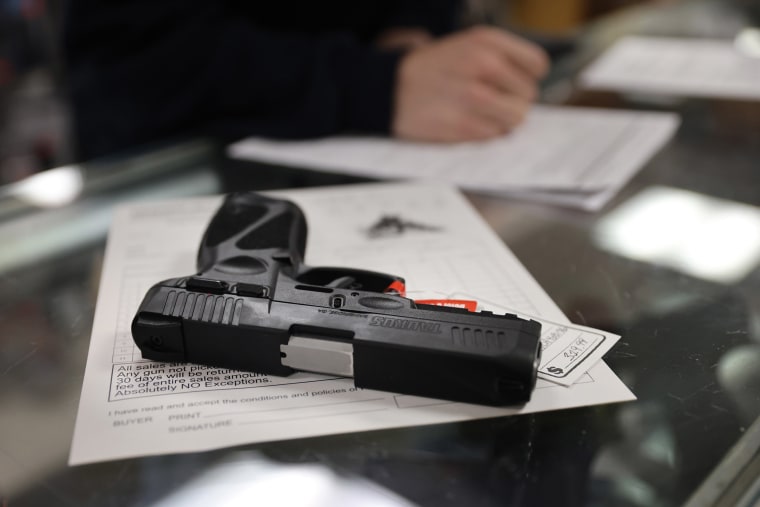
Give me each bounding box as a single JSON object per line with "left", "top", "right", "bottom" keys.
{"left": 69, "top": 183, "right": 635, "bottom": 465}
{"left": 580, "top": 36, "right": 760, "bottom": 100}
{"left": 228, "top": 105, "right": 679, "bottom": 211}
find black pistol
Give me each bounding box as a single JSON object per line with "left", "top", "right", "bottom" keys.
{"left": 132, "top": 193, "right": 542, "bottom": 405}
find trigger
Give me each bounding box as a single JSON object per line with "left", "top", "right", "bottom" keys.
{"left": 325, "top": 276, "right": 357, "bottom": 289}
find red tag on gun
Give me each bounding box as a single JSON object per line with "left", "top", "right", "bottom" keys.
{"left": 415, "top": 299, "right": 478, "bottom": 312}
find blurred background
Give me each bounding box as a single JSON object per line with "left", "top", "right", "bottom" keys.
{"left": 0, "top": 0, "right": 700, "bottom": 184}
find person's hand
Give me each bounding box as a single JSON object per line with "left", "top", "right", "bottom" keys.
{"left": 392, "top": 26, "right": 549, "bottom": 142}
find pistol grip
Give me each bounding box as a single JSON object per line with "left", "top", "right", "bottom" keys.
{"left": 197, "top": 193, "right": 307, "bottom": 279}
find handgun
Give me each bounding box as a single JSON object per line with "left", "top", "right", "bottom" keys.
{"left": 131, "top": 192, "right": 542, "bottom": 406}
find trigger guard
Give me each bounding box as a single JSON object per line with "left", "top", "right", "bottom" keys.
{"left": 296, "top": 267, "right": 403, "bottom": 294}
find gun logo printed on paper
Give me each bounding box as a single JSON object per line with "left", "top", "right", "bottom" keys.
{"left": 366, "top": 215, "right": 441, "bottom": 238}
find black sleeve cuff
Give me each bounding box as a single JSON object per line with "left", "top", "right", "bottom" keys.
{"left": 341, "top": 49, "right": 404, "bottom": 134}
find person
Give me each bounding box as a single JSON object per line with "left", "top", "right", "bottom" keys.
{"left": 63, "top": 1, "right": 549, "bottom": 160}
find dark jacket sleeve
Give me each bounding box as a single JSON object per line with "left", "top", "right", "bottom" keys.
{"left": 64, "top": 2, "right": 409, "bottom": 159}
{"left": 385, "top": 0, "right": 463, "bottom": 36}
